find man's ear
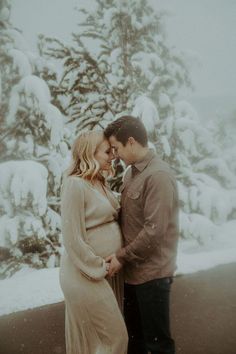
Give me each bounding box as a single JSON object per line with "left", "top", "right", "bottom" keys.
{"left": 128, "top": 136, "right": 136, "bottom": 145}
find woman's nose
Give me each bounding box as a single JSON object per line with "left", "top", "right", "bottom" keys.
{"left": 109, "top": 151, "right": 115, "bottom": 160}
{"left": 112, "top": 149, "right": 118, "bottom": 158}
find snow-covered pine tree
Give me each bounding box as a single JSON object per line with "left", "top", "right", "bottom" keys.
{"left": 0, "top": 1, "right": 68, "bottom": 278}
{"left": 170, "top": 101, "right": 236, "bottom": 243}
{"left": 39, "top": 0, "right": 190, "bottom": 136}
{"left": 38, "top": 0, "right": 190, "bottom": 184}
{"left": 39, "top": 0, "right": 236, "bottom": 244}
{"left": 212, "top": 109, "right": 236, "bottom": 176}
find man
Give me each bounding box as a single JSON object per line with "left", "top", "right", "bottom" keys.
{"left": 104, "top": 116, "right": 179, "bottom": 354}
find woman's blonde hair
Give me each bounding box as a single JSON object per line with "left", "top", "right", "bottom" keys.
{"left": 67, "top": 130, "right": 110, "bottom": 183}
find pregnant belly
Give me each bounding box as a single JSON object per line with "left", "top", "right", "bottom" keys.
{"left": 86, "top": 221, "right": 122, "bottom": 258}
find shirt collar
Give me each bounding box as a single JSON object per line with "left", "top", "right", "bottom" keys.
{"left": 132, "top": 149, "right": 156, "bottom": 173}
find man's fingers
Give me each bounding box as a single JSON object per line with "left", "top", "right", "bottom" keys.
{"left": 105, "top": 254, "right": 114, "bottom": 262}
{"left": 106, "top": 254, "right": 122, "bottom": 277}
{"left": 107, "top": 264, "right": 116, "bottom": 277}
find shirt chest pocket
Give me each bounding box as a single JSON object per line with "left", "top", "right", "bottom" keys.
{"left": 125, "top": 189, "right": 143, "bottom": 221}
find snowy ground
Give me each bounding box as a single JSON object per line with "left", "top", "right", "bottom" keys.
{"left": 1, "top": 220, "right": 236, "bottom": 317}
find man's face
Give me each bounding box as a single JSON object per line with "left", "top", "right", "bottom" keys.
{"left": 109, "top": 135, "right": 133, "bottom": 166}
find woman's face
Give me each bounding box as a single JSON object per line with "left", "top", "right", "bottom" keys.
{"left": 95, "top": 139, "right": 114, "bottom": 171}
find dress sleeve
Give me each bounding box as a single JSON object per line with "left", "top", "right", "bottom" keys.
{"left": 61, "top": 177, "right": 107, "bottom": 280}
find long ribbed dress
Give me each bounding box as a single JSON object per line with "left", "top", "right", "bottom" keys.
{"left": 59, "top": 176, "right": 128, "bottom": 354}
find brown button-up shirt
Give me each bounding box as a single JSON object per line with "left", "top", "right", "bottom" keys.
{"left": 116, "top": 150, "right": 179, "bottom": 284}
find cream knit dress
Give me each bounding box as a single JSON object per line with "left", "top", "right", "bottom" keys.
{"left": 59, "top": 176, "right": 128, "bottom": 354}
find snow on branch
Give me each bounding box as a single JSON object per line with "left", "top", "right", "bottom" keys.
{"left": 195, "top": 158, "right": 236, "bottom": 187}
{"left": 132, "top": 95, "right": 159, "bottom": 133}
{"left": 0, "top": 160, "right": 48, "bottom": 217}
{"left": 179, "top": 171, "right": 235, "bottom": 223}
{"left": 44, "top": 104, "right": 64, "bottom": 146}
{"left": 131, "top": 52, "right": 164, "bottom": 81}
{"left": 5, "top": 28, "right": 29, "bottom": 52}
{"left": 7, "top": 75, "right": 51, "bottom": 124}
{"left": 8, "top": 48, "right": 32, "bottom": 77}
{"left": 180, "top": 211, "right": 218, "bottom": 244}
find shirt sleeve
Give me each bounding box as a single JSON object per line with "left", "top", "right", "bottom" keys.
{"left": 61, "top": 177, "right": 107, "bottom": 280}
{"left": 116, "top": 171, "right": 176, "bottom": 264}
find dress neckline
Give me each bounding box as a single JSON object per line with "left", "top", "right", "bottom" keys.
{"left": 83, "top": 179, "right": 118, "bottom": 212}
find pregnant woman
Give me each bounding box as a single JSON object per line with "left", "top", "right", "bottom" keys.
{"left": 59, "top": 131, "right": 128, "bottom": 354}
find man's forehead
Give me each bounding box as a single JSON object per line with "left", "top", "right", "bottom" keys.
{"left": 109, "top": 136, "right": 119, "bottom": 145}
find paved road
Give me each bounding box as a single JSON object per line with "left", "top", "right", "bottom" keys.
{"left": 0, "top": 263, "right": 236, "bottom": 354}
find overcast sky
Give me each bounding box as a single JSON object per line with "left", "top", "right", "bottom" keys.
{"left": 11, "top": 0, "right": 236, "bottom": 102}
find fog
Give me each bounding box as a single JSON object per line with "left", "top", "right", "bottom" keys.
{"left": 11, "top": 0, "right": 236, "bottom": 121}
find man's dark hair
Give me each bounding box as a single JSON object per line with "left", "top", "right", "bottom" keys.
{"left": 104, "top": 115, "right": 148, "bottom": 147}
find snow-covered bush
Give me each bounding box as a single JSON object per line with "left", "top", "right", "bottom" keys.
{"left": 0, "top": 1, "right": 68, "bottom": 278}
{"left": 0, "top": 161, "right": 62, "bottom": 278}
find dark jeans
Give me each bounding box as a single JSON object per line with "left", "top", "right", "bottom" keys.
{"left": 124, "top": 277, "right": 175, "bottom": 354}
